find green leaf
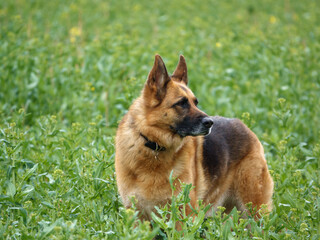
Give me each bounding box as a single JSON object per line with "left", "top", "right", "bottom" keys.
{"left": 22, "top": 185, "right": 34, "bottom": 195}
{"left": 7, "top": 182, "right": 16, "bottom": 197}
{"left": 27, "top": 72, "right": 39, "bottom": 89}
{"left": 93, "top": 161, "right": 105, "bottom": 179}
{"left": 9, "top": 207, "right": 27, "bottom": 224}
{"left": 151, "top": 212, "right": 168, "bottom": 229}
{"left": 22, "top": 163, "right": 38, "bottom": 183}
{"left": 46, "top": 173, "right": 55, "bottom": 184}
{"left": 41, "top": 201, "right": 54, "bottom": 209}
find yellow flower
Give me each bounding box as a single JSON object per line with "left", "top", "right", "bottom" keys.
{"left": 269, "top": 16, "right": 277, "bottom": 24}
{"left": 13, "top": 15, "right": 22, "bottom": 23}
{"left": 242, "top": 112, "right": 250, "bottom": 121}
{"left": 70, "top": 27, "right": 82, "bottom": 37}
{"left": 53, "top": 226, "right": 62, "bottom": 232}
{"left": 215, "top": 42, "right": 222, "bottom": 48}
{"left": 300, "top": 222, "right": 308, "bottom": 232}
{"left": 217, "top": 206, "right": 226, "bottom": 212}
{"left": 70, "top": 3, "right": 78, "bottom": 12}
{"left": 279, "top": 140, "right": 287, "bottom": 152}
{"left": 100, "top": 149, "right": 107, "bottom": 154}
{"left": 69, "top": 26, "right": 82, "bottom": 43}
{"left": 19, "top": 108, "right": 24, "bottom": 114}
{"left": 24, "top": 200, "right": 33, "bottom": 209}
{"left": 285, "top": 234, "right": 291, "bottom": 239}
{"left": 50, "top": 115, "right": 57, "bottom": 124}
{"left": 53, "top": 169, "right": 64, "bottom": 179}
{"left": 133, "top": 4, "right": 141, "bottom": 12}
{"left": 125, "top": 208, "right": 135, "bottom": 216}
{"left": 70, "top": 36, "right": 76, "bottom": 43}
{"left": 278, "top": 98, "right": 286, "bottom": 108}
{"left": 96, "top": 115, "right": 103, "bottom": 121}
{"left": 72, "top": 122, "right": 81, "bottom": 131}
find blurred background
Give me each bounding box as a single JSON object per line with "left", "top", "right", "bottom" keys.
{"left": 1, "top": 0, "right": 319, "bottom": 143}
{"left": 0, "top": 0, "right": 319, "bottom": 238}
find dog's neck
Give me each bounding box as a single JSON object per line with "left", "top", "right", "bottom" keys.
{"left": 140, "top": 133, "right": 166, "bottom": 152}
{"left": 128, "top": 104, "right": 185, "bottom": 154}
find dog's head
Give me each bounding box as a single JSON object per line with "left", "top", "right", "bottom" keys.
{"left": 142, "top": 55, "right": 213, "bottom": 137}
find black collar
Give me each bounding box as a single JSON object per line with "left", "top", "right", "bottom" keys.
{"left": 140, "top": 133, "right": 166, "bottom": 152}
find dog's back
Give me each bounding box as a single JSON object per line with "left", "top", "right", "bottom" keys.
{"left": 201, "top": 116, "right": 273, "bottom": 213}
{"left": 203, "top": 116, "right": 254, "bottom": 178}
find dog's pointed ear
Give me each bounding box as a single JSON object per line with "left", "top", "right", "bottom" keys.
{"left": 146, "top": 55, "right": 170, "bottom": 102}
{"left": 172, "top": 55, "right": 188, "bottom": 85}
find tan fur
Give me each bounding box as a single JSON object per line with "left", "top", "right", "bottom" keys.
{"left": 115, "top": 55, "right": 273, "bottom": 221}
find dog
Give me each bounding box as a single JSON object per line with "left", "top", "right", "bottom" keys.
{"left": 115, "top": 55, "right": 273, "bottom": 221}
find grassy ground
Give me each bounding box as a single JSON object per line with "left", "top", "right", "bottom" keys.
{"left": 0, "top": 0, "right": 319, "bottom": 239}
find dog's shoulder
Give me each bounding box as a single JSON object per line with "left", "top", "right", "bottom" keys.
{"left": 202, "top": 116, "right": 256, "bottom": 177}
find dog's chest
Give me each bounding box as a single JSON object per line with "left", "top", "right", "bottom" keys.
{"left": 129, "top": 152, "right": 193, "bottom": 204}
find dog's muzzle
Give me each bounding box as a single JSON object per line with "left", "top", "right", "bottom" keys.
{"left": 173, "top": 116, "right": 214, "bottom": 137}
{"left": 202, "top": 117, "right": 214, "bottom": 129}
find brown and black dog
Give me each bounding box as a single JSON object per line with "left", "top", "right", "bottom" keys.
{"left": 115, "top": 55, "right": 273, "bottom": 221}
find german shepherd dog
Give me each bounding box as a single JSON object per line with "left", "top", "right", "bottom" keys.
{"left": 115, "top": 55, "right": 273, "bottom": 221}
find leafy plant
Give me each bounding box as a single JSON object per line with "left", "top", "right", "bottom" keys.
{"left": 0, "top": 0, "right": 319, "bottom": 238}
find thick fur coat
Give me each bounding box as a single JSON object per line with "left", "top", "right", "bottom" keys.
{"left": 115, "top": 55, "right": 273, "bottom": 220}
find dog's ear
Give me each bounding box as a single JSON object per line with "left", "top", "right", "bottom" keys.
{"left": 146, "top": 54, "right": 170, "bottom": 102}
{"left": 172, "top": 55, "right": 188, "bottom": 85}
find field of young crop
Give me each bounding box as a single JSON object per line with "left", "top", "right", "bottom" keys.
{"left": 1, "top": 0, "right": 319, "bottom": 239}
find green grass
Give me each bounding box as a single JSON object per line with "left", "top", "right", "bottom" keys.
{"left": 0, "top": 0, "right": 319, "bottom": 238}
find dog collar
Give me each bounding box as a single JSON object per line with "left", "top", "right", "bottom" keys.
{"left": 140, "top": 133, "right": 166, "bottom": 152}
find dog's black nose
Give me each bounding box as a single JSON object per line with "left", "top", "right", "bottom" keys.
{"left": 202, "top": 117, "right": 213, "bottom": 129}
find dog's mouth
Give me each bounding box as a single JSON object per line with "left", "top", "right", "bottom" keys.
{"left": 199, "top": 126, "right": 212, "bottom": 136}
{"left": 176, "top": 126, "right": 212, "bottom": 137}
{"left": 171, "top": 117, "right": 213, "bottom": 137}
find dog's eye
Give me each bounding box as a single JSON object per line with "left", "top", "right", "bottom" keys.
{"left": 173, "top": 97, "right": 190, "bottom": 108}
